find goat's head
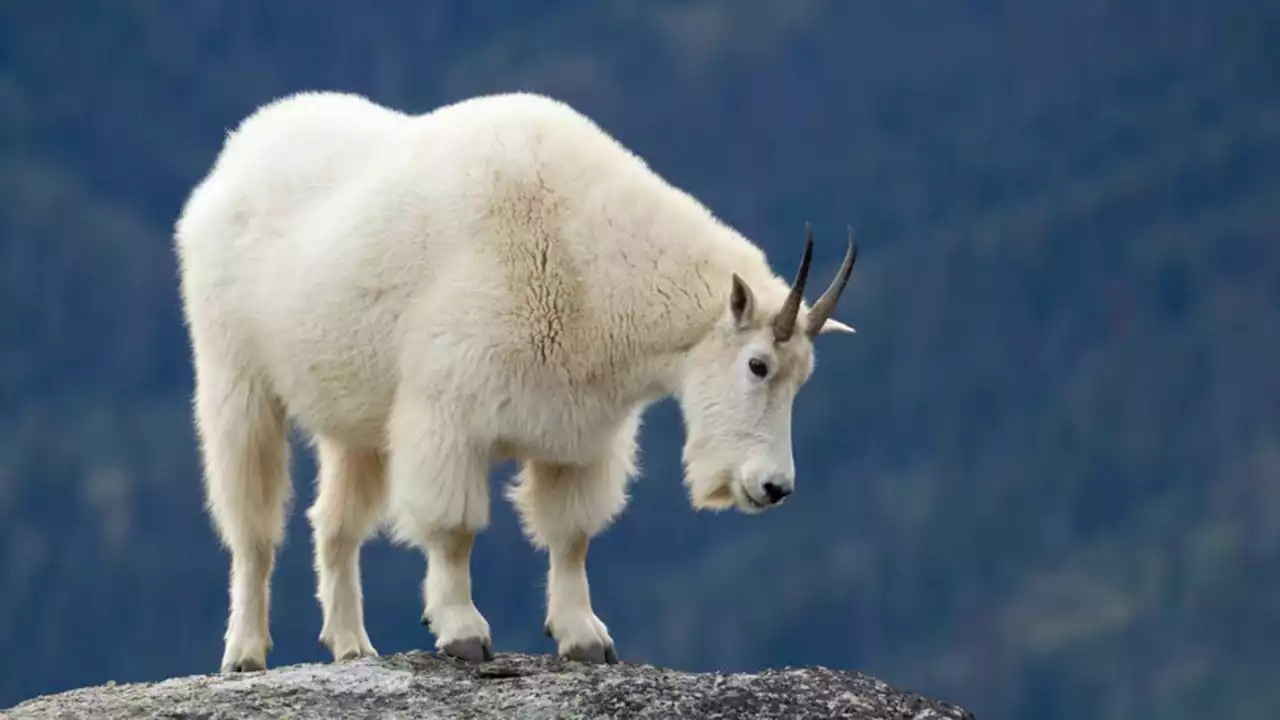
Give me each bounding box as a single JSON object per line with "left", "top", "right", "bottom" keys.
{"left": 679, "top": 223, "right": 858, "bottom": 514}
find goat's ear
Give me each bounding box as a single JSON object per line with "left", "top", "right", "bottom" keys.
{"left": 817, "top": 317, "right": 856, "bottom": 334}
{"left": 728, "top": 274, "right": 756, "bottom": 328}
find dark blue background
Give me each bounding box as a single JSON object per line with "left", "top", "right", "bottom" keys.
{"left": 2, "top": 3, "right": 1278, "bottom": 718}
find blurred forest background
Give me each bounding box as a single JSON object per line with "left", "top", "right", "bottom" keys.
{"left": 2, "top": 2, "right": 1278, "bottom": 718}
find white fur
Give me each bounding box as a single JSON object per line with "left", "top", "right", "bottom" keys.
{"left": 174, "top": 90, "right": 854, "bottom": 671}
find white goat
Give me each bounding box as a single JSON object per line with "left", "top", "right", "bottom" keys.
{"left": 174, "top": 90, "right": 858, "bottom": 673}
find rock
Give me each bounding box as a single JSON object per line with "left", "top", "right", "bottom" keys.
{"left": 2, "top": 651, "right": 975, "bottom": 719}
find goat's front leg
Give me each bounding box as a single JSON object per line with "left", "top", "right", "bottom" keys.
{"left": 420, "top": 527, "right": 493, "bottom": 661}
{"left": 544, "top": 529, "right": 618, "bottom": 663}
{"left": 386, "top": 398, "right": 494, "bottom": 662}
{"left": 507, "top": 417, "right": 636, "bottom": 664}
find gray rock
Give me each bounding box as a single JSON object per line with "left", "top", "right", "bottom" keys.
{"left": 2, "top": 651, "right": 975, "bottom": 719}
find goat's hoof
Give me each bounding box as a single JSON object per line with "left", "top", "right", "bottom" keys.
{"left": 224, "top": 658, "right": 266, "bottom": 673}
{"left": 337, "top": 647, "right": 378, "bottom": 662}
{"left": 560, "top": 642, "right": 619, "bottom": 665}
{"left": 441, "top": 637, "right": 494, "bottom": 663}
{"left": 321, "top": 627, "right": 378, "bottom": 662}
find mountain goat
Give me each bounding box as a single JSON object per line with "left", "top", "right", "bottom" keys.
{"left": 174, "top": 90, "right": 858, "bottom": 673}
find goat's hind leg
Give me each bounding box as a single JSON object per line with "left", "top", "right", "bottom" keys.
{"left": 194, "top": 366, "right": 291, "bottom": 674}
{"left": 307, "top": 437, "right": 387, "bottom": 662}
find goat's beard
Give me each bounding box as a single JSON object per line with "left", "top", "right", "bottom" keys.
{"left": 682, "top": 441, "right": 736, "bottom": 511}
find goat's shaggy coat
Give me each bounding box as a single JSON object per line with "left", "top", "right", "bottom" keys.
{"left": 175, "top": 91, "right": 857, "bottom": 672}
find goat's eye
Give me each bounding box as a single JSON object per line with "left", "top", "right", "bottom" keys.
{"left": 748, "top": 358, "right": 769, "bottom": 378}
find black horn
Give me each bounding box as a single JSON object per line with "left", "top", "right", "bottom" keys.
{"left": 772, "top": 223, "right": 814, "bottom": 342}
{"left": 805, "top": 226, "right": 858, "bottom": 337}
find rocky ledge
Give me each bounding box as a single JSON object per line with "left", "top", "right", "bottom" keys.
{"left": 3, "top": 651, "right": 975, "bottom": 719}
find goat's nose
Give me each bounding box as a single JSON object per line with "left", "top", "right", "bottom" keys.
{"left": 761, "top": 481, "right": 792, "bottom": 504}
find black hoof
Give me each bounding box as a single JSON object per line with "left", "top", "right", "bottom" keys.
{"left": 561, "top": 642, "right": 618, "bottom": 665}
{"left": 441, "top": 637, "right": 494, "bottom": 662}
{"left": 229, "top": 658, "right": 265, "bottom": 673}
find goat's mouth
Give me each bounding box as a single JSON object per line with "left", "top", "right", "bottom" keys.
{"left": 730, "top": 480, "right": 770, "bottom": 514}
{"left": 689, "top": 469, "right": 773, "bottom": 514}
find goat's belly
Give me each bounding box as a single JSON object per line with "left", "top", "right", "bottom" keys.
{"left": 255, "top": 323, "right": 399, "bottom": 450}
{"left": 279, "top": 378, "right": 394, "bottom": 450}
{"left": 489, "top": 396, "right": 626, "bottom": 467}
